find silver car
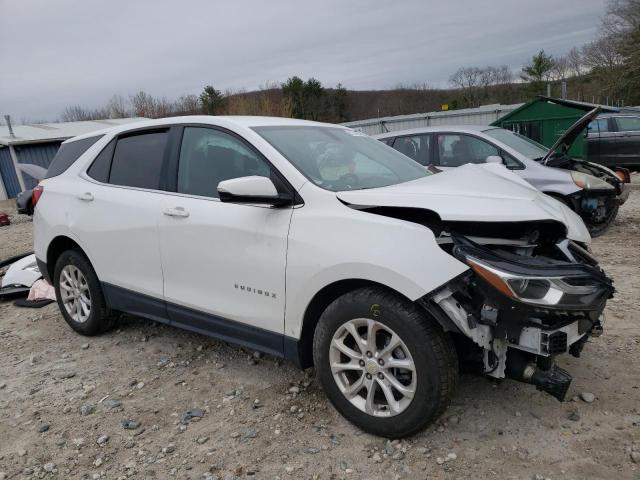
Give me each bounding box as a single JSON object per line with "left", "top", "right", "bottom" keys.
{"left": 374, "top": 120, "right": 626, "bottom": 236}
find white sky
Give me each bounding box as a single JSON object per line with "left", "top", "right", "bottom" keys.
{"left": 0, "top": 0, "right": 607, "bottom": 122}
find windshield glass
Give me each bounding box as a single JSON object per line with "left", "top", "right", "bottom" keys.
{"left": 253, "top": 126, "right": 430, "bottom": 191}
{"left": 484, "top": 128, "right": 548, "bottom": 160}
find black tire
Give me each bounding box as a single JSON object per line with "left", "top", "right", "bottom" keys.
{"left": 549, "top": 193, "right": 618, "bottom": 238}
{"left": 585, "top": 202, "right": 619, "bottom": 237}
{"left": 313, "top": 286, "right": 458, "bottom": 438}
{"left": 53, "top": 249, "right": 116, "bottom": 336}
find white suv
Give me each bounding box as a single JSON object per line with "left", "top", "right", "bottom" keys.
{"left": 33, "top": 116, "right": 614, "bottom": 438}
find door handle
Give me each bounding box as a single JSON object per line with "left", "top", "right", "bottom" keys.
{"left": 77, "top": 192, "right": 94, "bottom": 202}
{"left": 162, "top": 207, "right": 189, "bottom": 218}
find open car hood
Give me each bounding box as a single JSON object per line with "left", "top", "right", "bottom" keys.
{"left": 336, "top": 163, "right": 591, "bottom": 243}
{"left": 541, "top": 107, "right": 601, "bottom": 165}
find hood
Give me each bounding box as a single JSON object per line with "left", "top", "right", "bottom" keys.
{"left": 541, "top": 107, "right": 601, "bottom": 165}
{"left": 336, "top": 163, "right": 591, "bottom": 243}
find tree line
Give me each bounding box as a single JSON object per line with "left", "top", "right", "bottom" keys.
{"left": 449, "top": 0, "right": 640, "bottom": 108}
{"left": 60, "top": 0, "right": 639, "bottom": 124}
{"left": 61, "top": 78, "right": 349, "bottom": 123}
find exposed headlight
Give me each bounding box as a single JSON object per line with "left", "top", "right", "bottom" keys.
{"left": 570, "top": 171, "right": 614, "bottom": 191}
{"left": 467, "top": 258, "right": 602, "bottom": 308}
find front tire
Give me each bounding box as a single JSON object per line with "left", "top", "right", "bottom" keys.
{"left": 313, "top": 287, "right": 458, "bottom": 438}
{"left": 53, "top": 249, "right": 116, "bottom": 336}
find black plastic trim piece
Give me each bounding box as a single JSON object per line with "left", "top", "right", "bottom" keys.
{"left": 166, "top": 302, "right": 284, "bottom": 358}
{"left": 36, "top": 258, "right": 50, "bottom": 283}
{"left": 100, "top": 282, "right": 304, "bottom": 364}
{"left": 102, "top": 283, "right": 169, "bottom": 324}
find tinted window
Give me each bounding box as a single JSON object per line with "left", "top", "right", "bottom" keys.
{"left": 254, "top": 126, "right": 429, "bottom": 192}
{"left": 87, "top": 140, "right": 115, "bottom": 182}
{"left": 392, "top": 134, "right": 432, "bottom": 166}
{"left": 178, "top": 127, "right": 271, "bottom": 198}
{"left": 109, "top": 130, "right": 168, "bottom": 189}
{"left": 45, "top": 135, "right": 103, "bottom": 179}
{"left": 588, "top": 118, "right": 610, "bottom": 134}
{"left": 436, "top": 134, "right": 500, "bottom": 167}
{"left": 615, "top": 116, "right": 640, "bottom": 132}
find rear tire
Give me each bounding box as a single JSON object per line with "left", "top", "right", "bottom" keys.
{"left": 313, "top": 287, "right": 457, "bottom": 438}
{"left": 53, "top": 249, "right": 116, "bottom": 336}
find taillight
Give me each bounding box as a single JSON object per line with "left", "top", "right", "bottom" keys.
{"left": 32, "top": 184, "right": 44, "bottom": 207}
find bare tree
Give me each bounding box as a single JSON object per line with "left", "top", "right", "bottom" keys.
{"left": 566, "top": 47, "right": 585, "bottom": 78}
{"left": 449, "top": 67, "right": 485, "bottom": 107}
{"left": 550, "top": 55, "right": 570, "bottom": 81}
{"left": 173, "top": 94, "right": 201, "bottom": 115}
{"left": 130, "top": 91, "right": 156, "bottom": 118}
{"left": 106, "top": 95, "right": 129, "bottom": 118}
{"left": 60, "top": 105, "right": 108, "bottom": 122}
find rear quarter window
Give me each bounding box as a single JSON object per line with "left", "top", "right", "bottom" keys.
{"left": 44, "top": 135, "right": 103, "bottom": 179}
{"left": 87, "top": 139, "right": 115, "bottom": 182}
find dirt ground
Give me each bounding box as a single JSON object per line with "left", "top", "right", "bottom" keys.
{"left": 0, "top": 187, "right": 639, "bottom": 480}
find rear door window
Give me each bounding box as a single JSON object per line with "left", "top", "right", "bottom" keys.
{"left": 436, "top": 134, "right": 499, "bottom": 167}
{"left": 45, "top": 135, "right": 103, "bottom": 179}
{"left": 392, "top": 134, "right": 432, "bottom": 165}
{"left": 615, "top": 117, "right": 640, "bottom": 132}
{"left": 108, "top": 130, "right": 169, "bottom": 189}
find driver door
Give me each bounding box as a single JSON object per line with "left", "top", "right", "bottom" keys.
{"left": 158, "top": 126, "right": 294, "bottom": 353}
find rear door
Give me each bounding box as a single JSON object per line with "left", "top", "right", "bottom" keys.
{"left": 72, "top": 128, "right": 173, "bottom": 316}
{"left": 612, "top": 116, "right": 640, "bottom": 167}
{"left": 157, "top": 125, "right": 293, "bottom": 352}
{"left": 588, "top": 118, "right": 618, "bottom": 166}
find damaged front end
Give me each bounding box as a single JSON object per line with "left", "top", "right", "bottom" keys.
{"left": 421, "top": 225, "right": 614, "bottom": 401}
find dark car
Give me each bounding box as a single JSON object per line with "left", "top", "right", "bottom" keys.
{"left": 586, "top": 114, "right": 640, "bottom": 170}
{"left": 15, "top": 164, "right": 47, "bottom": 215}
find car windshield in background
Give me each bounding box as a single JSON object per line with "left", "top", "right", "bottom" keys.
{"left": 253, "top": 126, "right": 429, "bottom": 191}
{"left": 484, "top": 128, "right": 548, "bottom": 161}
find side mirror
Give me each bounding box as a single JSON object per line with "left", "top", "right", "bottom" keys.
{"left": 218, "top": 176, "right": 292, "bottom": 207}
{"left": 485, "top": 155, "right": 504, "bottom": 165}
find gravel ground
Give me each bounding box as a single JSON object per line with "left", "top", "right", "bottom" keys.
{"left": 0, "top": 189, "right": 639, "bottom": 480}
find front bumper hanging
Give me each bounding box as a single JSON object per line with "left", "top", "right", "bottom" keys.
{"left": 427, "top": 235, "right": 614, "bottom": 401}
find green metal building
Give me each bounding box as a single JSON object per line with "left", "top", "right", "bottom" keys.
{"left": 491, "top": 96, "right": 625, "bottom": 159}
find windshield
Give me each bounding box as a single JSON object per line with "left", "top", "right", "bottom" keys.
{"left": 484, "top": 128, "right": 548, "bottom": 160}
{"left": 253, "top": 126, "right": 430, "bottom": 191}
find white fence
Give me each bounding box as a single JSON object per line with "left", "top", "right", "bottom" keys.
{"left": 342, "top": 103, "right": 523, "bottom": 135}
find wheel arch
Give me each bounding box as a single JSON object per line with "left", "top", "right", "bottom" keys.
{"left": 293, "top": 279, "right": 413, "bottom": 369}
{"left": 46, "top": 235, "right": 90, "bottom": 282}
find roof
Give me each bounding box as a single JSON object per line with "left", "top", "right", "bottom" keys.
{"left": 374, "top": 124, "right": 496, "bottom": 139}
{"left": 65, "top": 115, "right": 346, "bottom": 143}
{"left": 492, "top": 96, "right": 640, "bottom": 126}
{"left": 0, "top": 118, "right": 148, "bottom": 146}
{"left": 342, "top": 103, "right": 524, "bottom": 129}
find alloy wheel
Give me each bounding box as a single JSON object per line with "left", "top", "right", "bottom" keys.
{"left": 329, "top": 318, "right": 416, "bottom": 417}
{"left": 59, "top": 265, "right": 92, "bottom": 323}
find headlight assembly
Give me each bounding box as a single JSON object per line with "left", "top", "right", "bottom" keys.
{"left": 466, "top": 257, "right": 605, "bottom": 309}
{"left": 570, "top": 171, "right": 614, "bottom": 191}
